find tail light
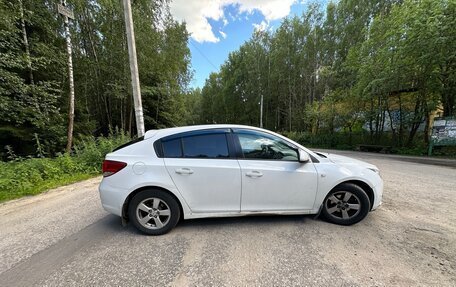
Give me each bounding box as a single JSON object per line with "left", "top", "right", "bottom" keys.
{"left": 102, "top": 160, "right": 127, "bottom": 177}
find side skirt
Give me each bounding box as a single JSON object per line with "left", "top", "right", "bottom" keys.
{"left": 184, "top": 209, "right": 319, "bottom": 220}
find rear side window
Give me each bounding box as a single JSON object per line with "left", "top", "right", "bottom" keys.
{"left": 182, "top": 134, "right": 229, "bottom": 158}
{"left": 157, "top": 132, "right": 231, "bottom": 159}
{"left": 162, "top": 138, "right": 182, "bottom": 157}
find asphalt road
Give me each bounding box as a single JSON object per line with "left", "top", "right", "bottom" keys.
{"left": 1, "top": 151, "right": 455, "bottom": 286}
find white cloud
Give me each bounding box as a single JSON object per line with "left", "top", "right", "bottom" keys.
{"left": 236, "top": 0, "right": 295, "bottom": 21}
{"left": 252, "top": 20, "right": 268, "bottom": 32}
{"left": 169, "top": 1, "right": 224, "bottom": 43}
{"left": 219, "top": 30, "right": 227, "bottom": 39}
{"left": 170, "top": 0, "right": 296, "bottom": 43}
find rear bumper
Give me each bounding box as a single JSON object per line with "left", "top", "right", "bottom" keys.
{"left": 98, "top": 179, "right": 129, "bottom": 217}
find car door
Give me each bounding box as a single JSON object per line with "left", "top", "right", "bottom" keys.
{"left": 233, "top": 129, "right": 318, "bottom": 211}
{"left": 160, "top": 129, "right": 242, "bottom": 213}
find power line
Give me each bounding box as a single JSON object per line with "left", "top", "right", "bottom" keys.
{"left": 189, "top": 39, "right": 218, "bottom": 70}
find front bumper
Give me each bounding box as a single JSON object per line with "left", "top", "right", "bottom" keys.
{"left": 371, "top": 179, "right": 383, "bottom": 211}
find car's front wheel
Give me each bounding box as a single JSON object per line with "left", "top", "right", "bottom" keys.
{"left": 321, "top": 183, "right": 370, "bottom": 225}
{"left": 128, "top": 189, "right": 180, "bottom": 235}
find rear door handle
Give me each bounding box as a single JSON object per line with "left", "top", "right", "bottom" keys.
{"left": 246, "top": 171, "right": 263, "bottom": 178}
{"left": 175, "top": 168, "right": 194, "bottom": 175}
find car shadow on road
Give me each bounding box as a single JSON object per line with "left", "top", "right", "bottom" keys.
{"left": 99, "top": 213, "right": 325, "bottom": 236}
{"left": 178, "top": 214, "right": 315, "bottom": 228}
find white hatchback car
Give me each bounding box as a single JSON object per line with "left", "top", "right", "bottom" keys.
{"left": 99, "top": 125, "right": 383, "bottom": 235}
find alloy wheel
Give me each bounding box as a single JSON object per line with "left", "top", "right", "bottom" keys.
{"left": 136, "top": 197, "right": 171, "bottom": 229}
{"left": 325, "top": 191, "right": 361, "bottom": 220}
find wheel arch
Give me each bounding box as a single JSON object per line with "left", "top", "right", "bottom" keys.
{"left": 122, "top": 186, "right": 184, "bottom": 222}
{"left": 331, "top": 180, "right": 375, "bottom": 210}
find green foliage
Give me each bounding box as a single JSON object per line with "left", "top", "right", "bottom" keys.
{"left": 0, "top": 0, "right": 192, "bottom": 156}
{"left": 0, "top": 132, "right": 130, "bottom": 202}
{"left": 395, "top": 145, "right": 429, "bottom": 156}
{"left": 198, "top": 0, "right": 456, "bottom": 153}
{"left": 283, "top": 130, "right": 428, "bottom": 152}
{"left": 1, "top": 0, "right": 455, "bottom": 165}
{"left": 0, "top": 0, "right": 66, "bottom": 155}
{"left": 431, "top": 146, "right": 456, "bottom": 158}
{"left": 181, "top": 88, "right": 202, "bottom": 125}
{"left": 70, "top": 0, "right": 192, "bottom": 135}
{"left": 72, "top": 129, "right": 131, "bottom": 171}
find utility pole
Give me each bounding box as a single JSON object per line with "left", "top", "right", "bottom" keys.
{"left": 122, "top": 0, "right": 145, "bottom": 137}
{"left": 58, "top": 1, "right": 75, "bottom": 153}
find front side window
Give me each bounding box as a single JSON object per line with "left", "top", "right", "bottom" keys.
{"left": 182, "top": 134, "right": 229, "bottom": 158}
{"left": 236, "top": 131, "right": 298, "bottom": 161}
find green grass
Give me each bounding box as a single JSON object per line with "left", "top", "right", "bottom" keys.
{"left": 0, "top": 173, "right": 98, "bottom": 202}
{"left": 0, "top": 131, "right": 130, "bottom": 203}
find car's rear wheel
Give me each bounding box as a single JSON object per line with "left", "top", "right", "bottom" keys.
{"left": 128, "top": 189, "right": 180, "bottom": 235}
{"left": 321, "top": 183, "right": 370, "bottom": 225}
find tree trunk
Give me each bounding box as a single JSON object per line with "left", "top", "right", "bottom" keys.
{"left": 369, "top": 98, "right": 374, "bottom": 142}
{"left": 407, "top": 96, "right": 422, "bottom": 146}
{"left": 398, "top": 93, "right": 404, "bottom": 146}
{"left": 348, "top": 125, "right": 353, "bottom": 146}
{"left": 289, "top": 94, "right": 292, "bottom": 132}
{"left": 386, "top": 103, "right": 396, "bottom": 145}
{"left": 129, "top": 103, "right": 133, "bottom": 135}
{"left": 440, "top": 62, "right": 455, "bottom": 117}
{"left": 63, "top": 5, "right": 75, "bottom": 153}
{"left": 422, "top": 95, "right": 431, "bottom": 145}
{"left": 19, "top": 0, "right": 34, "bottom": 85}
{"left": 442, "top": 89, "right": 455, "bottom": 117}
{"left": 423, "top": 111, "right": 431, "bottom": 145}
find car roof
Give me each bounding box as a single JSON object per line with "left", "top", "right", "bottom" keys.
{"left": 141, "top": 124, "right": 320, "bottom": 161}
{"left": 144, "top": 124, "right": 263, "bottom": 139}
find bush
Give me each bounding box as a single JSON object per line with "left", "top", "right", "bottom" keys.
{"left": 281, "top": 130, "right": 449, "bottom": 156}
{"left": 282, "top": 131, "right": 353, "bottom": 148}
{"left": 0, "top": 131, "right": 130, "bottom": 202}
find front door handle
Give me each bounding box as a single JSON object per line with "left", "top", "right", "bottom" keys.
{"left": 246, "top": 171, "right": 263, "bottom": 178}
{"left": 175, "top": 168, "right": 194, "bottom": 175}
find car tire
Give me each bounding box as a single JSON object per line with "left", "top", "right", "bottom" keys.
{"left": 128, "top": 189, "right": 180, "bottom": 235}
{"left": 321, "top": 183, "right": 370, "bottom": 225}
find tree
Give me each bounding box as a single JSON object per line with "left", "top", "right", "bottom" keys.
{"left": 198, "top": 0, "right": 454, "bottom": 151}
{"left": 1, "top": 0, "right": 192, "bottom": 157}
{"left": 0, "top": 0, "right": 66, "bottom": 156}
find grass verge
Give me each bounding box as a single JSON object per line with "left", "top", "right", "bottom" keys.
{"left": 0, "top": 173, "right": 98, "bottom": 202}
{"left": 0, "top": 131, "right": 130, "bottom": 203}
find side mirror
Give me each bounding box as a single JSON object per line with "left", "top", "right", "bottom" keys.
{"left": 298, "top": 150, "right": 310, "bottom": 163}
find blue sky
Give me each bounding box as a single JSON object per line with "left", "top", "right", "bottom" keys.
{"left": 170, "top": 0, "right": 323, "bottom": 89}
{"left": 188, "top": 6, "right": 268, "bottom": 88}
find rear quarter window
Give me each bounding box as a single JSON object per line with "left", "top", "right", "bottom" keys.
{"left": 162, "top": 138, "right": 182, "bottom": 158}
